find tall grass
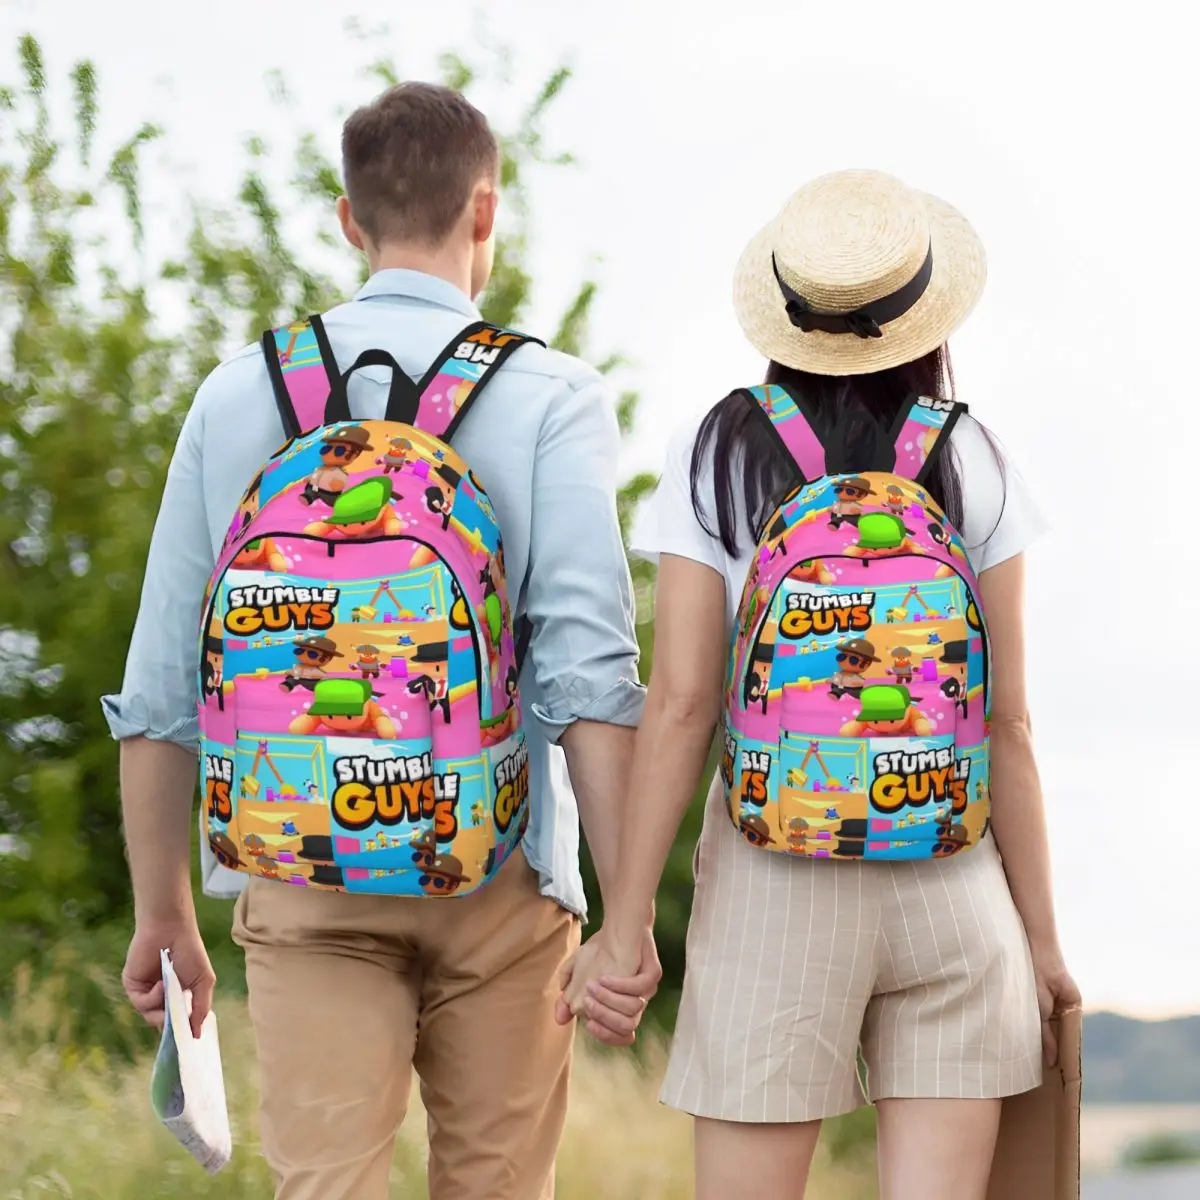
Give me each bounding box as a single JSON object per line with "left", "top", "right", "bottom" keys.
{"left": 2, "top": 964, "right": 877, "bottom": 1198}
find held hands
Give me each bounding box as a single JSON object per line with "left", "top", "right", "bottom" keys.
{"left": 1030, "top": 943, "right": 1082, "bottom": 1067}
{"left": 122, "top": 918, "right": 215, "bottom": 1040}
{"left": 555, "top": 926, "right": 661, "bottom": 1047}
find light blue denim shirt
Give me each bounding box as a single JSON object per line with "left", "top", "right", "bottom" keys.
{"left": 101, "top": 269, "right": 645, "bottom": 918}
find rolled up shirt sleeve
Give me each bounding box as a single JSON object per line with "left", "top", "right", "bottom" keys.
{"left": 100, "top": 392, "right": 216, "bottom": 750}
{"left": 524, "top": 373, "right": 646, "bottom": 741}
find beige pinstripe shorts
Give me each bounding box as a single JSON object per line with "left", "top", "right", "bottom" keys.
{"left": 661, "top": 778, "right": 1043, "bottom": 1123}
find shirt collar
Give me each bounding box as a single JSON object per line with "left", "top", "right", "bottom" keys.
{"left": 354, "top": 269, "right": 481, "bottom": 320}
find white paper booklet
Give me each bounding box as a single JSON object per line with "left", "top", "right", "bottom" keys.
{"left": 149, "top": 948, "right": 232, "bottom": 1174}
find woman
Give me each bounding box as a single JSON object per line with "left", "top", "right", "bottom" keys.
{"left": 561, "top": 170, "right": 1080, "bottom": 1200}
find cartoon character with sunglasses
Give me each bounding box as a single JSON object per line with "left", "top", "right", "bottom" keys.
{"left": 410, "top": 828, "right": 437, "bottom": 870}
{"left": 419, "top": 853, "right": 471, "bottom": 896}
{"left": 827, "top": 476, "right": 873, "bottom": 529}
{"left": 300, "top": 426, "right": 373, "bottom": 507}
{"left": 829, "top": 637, "right": 879, "bottom": 699}
{"left": 280, "top": 635, "right": 343, "bottom": 693}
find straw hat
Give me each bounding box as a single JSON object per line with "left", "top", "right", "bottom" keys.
{"left": 733, "top": 170, "right": 986, "bottom": 376}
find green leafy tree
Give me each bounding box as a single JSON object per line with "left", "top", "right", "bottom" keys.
{"left": 1, "top": 32, "right": 708, "bottom": 1048}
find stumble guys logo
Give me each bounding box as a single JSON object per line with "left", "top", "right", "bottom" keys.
{"left": 780, "top": 592, "right": 875, "bottom": 641}
{"left": 870, "top": 747, "right": 970, "bottom": 814}
{"left": 332, "top": 754, "right": 461, "bottom": 840}
{"left": 224, "top": 585, "right": 340, "bottom": 637}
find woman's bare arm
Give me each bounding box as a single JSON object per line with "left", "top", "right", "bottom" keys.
{"left": 977, "top": 554, "right": 1060, "bottom": 948}
{"left": 576, "top": 553, "right": 728, "bottom": 974}
{"left": 979, "top": 552, "right": 1081, "bottom": 1061}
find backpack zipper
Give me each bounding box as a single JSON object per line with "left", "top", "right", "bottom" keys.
{"left": 745, "top": 553, "right": 989, "bottom": 714}
{"left": 201, "top": 530, "right": 488, "bottom": 719}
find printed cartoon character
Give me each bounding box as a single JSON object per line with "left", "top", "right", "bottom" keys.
{"left": 281, "top": 635, "right": 343, "bottom": 693}
{"left": 832, "top": 817, "right": 869, "bottom": 858}
{"left": 887, "top": 645, "right": 915, "bottom": 684}
{"left": 786, "top": 816, "right": 810, "bottom": 851}
{"left": 828, "top": 476, "right": 872, "bottom": 529}
{"left": 477, "top": 547, "right": 510, "bottom": 668}
{"left": 406, "top": 641, "right": 452, "bottom": 723}
{"left": 470, "top": 801, "right": 487, "bottom": 826}
{"left": 352, "top": 644, "right": 382, "bottom": 680}
{"left": 419, "top": 853, "right": 471, "bottom": 896}
{"left": 739, "top": 812, "right": 771, "bottom": 848}
{"left": 255, "top": 856, "right": 280, "bottom": 879}
{"left": 202, "top": 614, "right": 225, "bottom": 710}
{"left": 288, "top": 678, "right": 397, "bottom": 738}
{"left": 411, "top": 829, "right": 437, "bottom": 870}
{"left": 208, "top": 831, "right": 242, "bottom": 870}
{"left": 482, "top": 665, "right": 521, "bottom": 746}
{"left": 839, "top": 684, "right": 934, "bottom": 737}
{"left": 844, "top": 512, "right": 925, "bottom": 563}
{"left": 763, "top": 510, "right": 793, "bottom": 559}
{"left": 423, "top": 463, "right": 463, "bottom": 531}
{"left": 788, "top": 558, "right": 835, "bottom": 585}
{"left": 938, "top": 639, "right": 970, "bottom": 718}
{"left": 743, "top": 642, "right": 774, "bottom": 715}
{"left": 379, "top": 435, "right": 415, "bottom": 474}
{"left": 304, "top": 477, "right": 405, "bottom": 539}
{"left": 927, "top": 512, "right": 968, "bottom": 561}
{"left": 829, "top": 637, "right": 879, "bottom": 699}
{"left": 976, "top": 780, "right": 987, "bottom": 803}
{"left": 739, "top": 580, "right": 771, "bottom": 640}
{"left": 225, "top": 469, "right": 291, "bottom": 571}
{"left": 885, "top": 483, "right": 907, "bottom": 516}
{"left": 300, "top": 425, "right": 372, "bottom": 506}
{"left": 933, "top": 809, "right": 970, "bottom": 857}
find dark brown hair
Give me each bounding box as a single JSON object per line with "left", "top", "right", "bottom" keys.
{"left": 341, "top": 82, "right": 499, "bottom": 246}
{"left": 691, "top": 346, "right": 1004, "bottom": 556}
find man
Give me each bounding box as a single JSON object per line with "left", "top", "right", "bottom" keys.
{"left": 103, "top": 82, "right": 658, "bottom": 1200}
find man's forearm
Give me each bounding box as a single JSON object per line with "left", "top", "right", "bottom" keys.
{"left": 559, "top": 719, "right": 640, "bottom": 916}
{"left": 120, "top": 736, "right": 199, "bottom": 924}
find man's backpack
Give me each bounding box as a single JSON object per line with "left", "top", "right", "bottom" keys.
{"left": 198, "top": 316, "right": 538, "bottom": 896}
{"left": 722, "top": 384, "right": 991, "bottom": 861}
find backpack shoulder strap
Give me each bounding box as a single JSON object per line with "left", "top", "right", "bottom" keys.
{"left": 742, "top": 382, "right": 828, "bottom": 485}
{"left": 411, "top": 321, "right": 544, "bottom": 442}
{"left": 261, "top": 315, "right": 342, "bottom": 440}
{"left": 888, "top": 394, "right": 968, "bottom": 484}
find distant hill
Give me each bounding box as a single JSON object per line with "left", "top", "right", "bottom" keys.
{"left": 1085, "top": 1012, "right": 1200, "bottom": 1104}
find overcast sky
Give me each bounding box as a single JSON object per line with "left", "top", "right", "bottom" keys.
{"left": 3, "top": 0, "right": 1197, "bottom": 1017}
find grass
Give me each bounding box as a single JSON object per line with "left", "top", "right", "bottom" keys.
{"left": 0, "top": 963, "right": 878, "bottom": 1199}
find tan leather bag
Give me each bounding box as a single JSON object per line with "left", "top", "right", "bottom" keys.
{"left": 987, "top": 1007, "right": 1082, "bottom": 1200}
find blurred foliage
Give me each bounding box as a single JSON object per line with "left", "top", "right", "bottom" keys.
{"left": 0, "top": 31, "right": 716, "bottom": 1046}
{"left": 1121, "top": 1131, "right": 1200, "bottom": 1169}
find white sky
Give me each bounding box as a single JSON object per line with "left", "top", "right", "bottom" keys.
{"left": 4, "top": 0, "right": 1197, "bottom": 1017}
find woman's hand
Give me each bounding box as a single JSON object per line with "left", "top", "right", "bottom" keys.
{"left": 555, "top": 926, "right": 660, "bottom": 1047}
{"left": 1030, "top": 943, "right": 1081, "bottom": 1066}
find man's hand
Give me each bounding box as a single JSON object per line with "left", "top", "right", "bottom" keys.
{"left": 555, "top": 926, "right": 660, "bottom": 1047}
{"left": 123, "top": 919, "right": 215, "bottom": 1040}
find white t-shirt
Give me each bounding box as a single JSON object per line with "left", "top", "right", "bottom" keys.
{"left": 631, "top": 409, "right": 1048, "bottom": 626}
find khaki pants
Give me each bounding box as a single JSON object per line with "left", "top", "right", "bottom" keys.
{"left": 232, "top": 852, "right": 580, "bottom": 1200}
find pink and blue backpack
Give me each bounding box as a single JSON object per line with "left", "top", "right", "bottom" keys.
{"left": 198, "top": 316, "right": 538, "bottom": 897}
{"left": 723, "top": 385, "right": 991, "bottom": 861}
